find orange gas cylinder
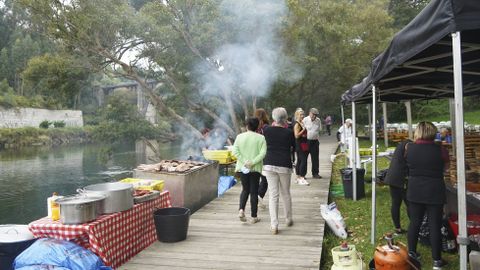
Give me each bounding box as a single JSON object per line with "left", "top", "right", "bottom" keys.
{"left": 374, "top": 233, "right": 410, "bottom": 270}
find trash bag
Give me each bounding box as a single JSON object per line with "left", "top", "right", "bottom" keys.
{"left": 218, "top": 176, "right": 236, "bottom": 196}
{"left": 14, "top": 238, "right": 105, "bottom": 270}
{"left": 320, "top": 202, "right": 348, "bottom": 239}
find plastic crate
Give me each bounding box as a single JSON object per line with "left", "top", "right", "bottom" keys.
{"left": 448, "top": 214, "right": 480, "bottom": 238}
{"left": 120, "top": 178, "right": 164, "bottom": 191}
{"left": 202, "top": 150, "right": 233, "bottom": 164}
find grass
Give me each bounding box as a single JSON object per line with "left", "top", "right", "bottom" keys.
{"left": 320, "top": 139, "right": 459, "bottom": 269}
{"left": 414, "top": 109, "right": 480, "bottom": 125}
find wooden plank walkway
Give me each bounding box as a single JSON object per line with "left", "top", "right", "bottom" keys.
{"left": 120, "top": 135, "right": 338, "bottom": 270}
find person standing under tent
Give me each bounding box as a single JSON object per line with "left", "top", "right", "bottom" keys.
{"left": 337, "top": 118, "right": 353, "bottom": 151}
{"left": 405, "top": 121, "right": 449, "bottom": 269}
{"left": 302, "top": 108, "right": 322, "bottom": 179}
{"left": 262, "top": 107, "right": 296, "bottom": 235}
{"left": 254, "top": 108, "right": 270, "bottom": 210}
{"left": 384, "top": 139, "right": 411, "bottom": 235}
{"left": 232, "top": 118, "right": 267, "bottom": 224}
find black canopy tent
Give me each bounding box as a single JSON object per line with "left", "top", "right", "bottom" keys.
{"left": 341, "top": 0, "right": 480, "bottom": 268}
{"left": 343, "top": 0, "right": 480, "bottom": 104}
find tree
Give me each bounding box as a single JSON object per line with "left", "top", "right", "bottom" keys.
{"left": 20, "top": 0, "right": 298, "bottom": 142}
{"left": 388, "top": 0, "right": 429, "bottom": 29}
{"left": 22, "top": 53, "right": 92, "bottom": 109}
{"left": 280, "top": 0, "right": 394, "bottom": 115}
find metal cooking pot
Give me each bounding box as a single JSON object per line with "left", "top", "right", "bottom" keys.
{"left": 82, "top": 182, "right": 134, "bottom": 214}
{"left": 56, "top": 195, "right": 106, "bottom": 224}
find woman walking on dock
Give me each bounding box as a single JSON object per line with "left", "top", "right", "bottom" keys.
{"left": 262, "top": 107, "right": 296, "bottom": 234}
{"left": 232, "top": 118, "right": 267, "bottom": 224}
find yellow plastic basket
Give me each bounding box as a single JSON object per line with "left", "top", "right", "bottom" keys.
{"left": 202, "top": 150, "right": 233, "bottom": 164}
{"left": 120, "top": 178, "right": 164, "bottom": 191}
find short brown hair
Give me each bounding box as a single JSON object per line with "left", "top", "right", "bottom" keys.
{"left": 414, "top": 121, "right": 437, "bottom": 141}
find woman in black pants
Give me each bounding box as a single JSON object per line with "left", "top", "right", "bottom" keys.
{"left": 293, "top": 109, "right": 309, "bottom": 185}
{"left": 405, "top": 122, "right": 449, "bottom": 269}
{"left": 384, "top": 140, "right": 411, "bottom": 234}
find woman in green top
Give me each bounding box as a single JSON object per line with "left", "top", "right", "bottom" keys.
{"left": 232, "top": 118, "right": 267, "bottom": 224}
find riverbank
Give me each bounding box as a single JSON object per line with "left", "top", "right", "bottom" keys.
{"left": 0, "top": 127, "right": 93, "bottom": 149}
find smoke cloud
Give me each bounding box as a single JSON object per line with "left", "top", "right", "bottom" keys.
{"left": 198, "top": 0, "right": 301, "bottom": 98}
{"left": 181, "top": 0, "right": 302, "bottom": 159}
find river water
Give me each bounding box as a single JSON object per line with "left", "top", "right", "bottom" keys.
{"left": 0, "top": 142, "right": 180, "bottom": 224}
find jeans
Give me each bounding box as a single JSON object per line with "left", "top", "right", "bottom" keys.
{"left": 263, "top": 170, "right": 292, "bottom": 229}
{"left": 239, "top": 172, "right": 261, "bottom": 218}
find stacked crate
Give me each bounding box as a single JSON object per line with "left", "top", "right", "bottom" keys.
{"left": 448, "top": 134, "right": 480, "bottom": 191}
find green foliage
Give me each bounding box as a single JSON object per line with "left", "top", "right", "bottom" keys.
{"left": 39, "top": 120, "right": 50, "bottom": 129}
{"left": 22, "top": 53, "right": 92, "bottom": 109}
{"left": 91, "top": 92, "right": 166, "bottom": 142}
{"left": 53, "top": 121, "right": 66, "bottom": 128}
{"left": 388, "top": 0, "right": 429, "bottom": 29}
{"left": 281, "top": 0, "right": 395, "bottom": 114}
{"left": 0, "top": 126, "right": 90, "bottom": 149}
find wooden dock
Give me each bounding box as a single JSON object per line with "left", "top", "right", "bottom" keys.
{"left": 120, "top": 136, "right": 338, "bottom": 270}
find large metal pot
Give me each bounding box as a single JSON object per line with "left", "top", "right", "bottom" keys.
{"left": 82, "top": 182, "right": 134, "bottom": 214}
{"left": 56, "top": 195, "right": 105, "bottom": 224}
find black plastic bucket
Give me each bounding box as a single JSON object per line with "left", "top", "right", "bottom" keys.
{"left": 340, "top": 168, "right": 365, "bottom": 199}
{"left": 153, "top": 207, "right": 191, "bottom": 243}
{"left": 0, "top": 239, "right": 37, "bottom": 270}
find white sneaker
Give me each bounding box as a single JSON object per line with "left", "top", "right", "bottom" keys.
{"left": 258, "top": 196, "right": 266, "bottom": 210}
{"left": 238, "top": 209, "right": 246, "bottom": 222}
{"left": 298, "top": 178, "right": 310, "bottom": 186}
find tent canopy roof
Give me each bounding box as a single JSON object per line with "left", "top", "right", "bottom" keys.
{"left": 342, "top": 0, "right": 480, "bottom": 104}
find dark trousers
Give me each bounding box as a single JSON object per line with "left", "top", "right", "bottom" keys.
{"left": 326, "top": 125, "right": 331, "bottom": 136}
{"left": 258, "top": 175, "right": 268, "bottom": 198}
{"left": 239, "top": 172, "right": 260, "bottom": 217}
{"left": 389, "top": 185, "right": 409, "bottom": 229}
{"left": 295, "top": 149, "right": 308, "bottom": 177}
{"left": 307, "top": 140, "right": 319, "bottom": 175}
{"left": 407, "top": 202, "right": 443, "bottom": 260}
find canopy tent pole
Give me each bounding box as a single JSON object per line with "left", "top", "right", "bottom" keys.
{"left": 382, "top": 103, "right": 389, "bottom": 147}
{"left": 371, "top": 86, "right": 377, "bottom": 244}
{"left": 449, "top": 98, "right": 456, "bottom": 153}
{"left": 452, "top": 31, "right": 467, "bottom": 270}
{"left": 405, "top": 101, "right": 413, "bottom": 140}
{"left": 368, "top": 104, "right": 372, "bottom": 141}
{"left": 352, "top": 102, "right": 357, "bottom": 201}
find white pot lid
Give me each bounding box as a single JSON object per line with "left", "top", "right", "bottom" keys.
{"left": 0, "top": 225, "right": 35, "bottom": 243}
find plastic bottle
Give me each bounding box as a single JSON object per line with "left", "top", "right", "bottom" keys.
{"left": 47, "top": 192, "right": 61, "bottom": 221}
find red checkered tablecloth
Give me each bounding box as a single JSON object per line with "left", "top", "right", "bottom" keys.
{"left": 29, "top": 191, "right": 171, "bottom": 269}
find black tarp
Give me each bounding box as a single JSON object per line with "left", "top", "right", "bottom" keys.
{"left": 342, "top": 0, "right": 480, "bottom": 104}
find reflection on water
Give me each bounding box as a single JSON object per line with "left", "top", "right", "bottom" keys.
{"left": 0, "top": 141, "right": 181, "bottom": 224}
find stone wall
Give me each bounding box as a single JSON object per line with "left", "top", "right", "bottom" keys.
{"left": 0, "top": 108, "right": 83, "bottom": 128}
